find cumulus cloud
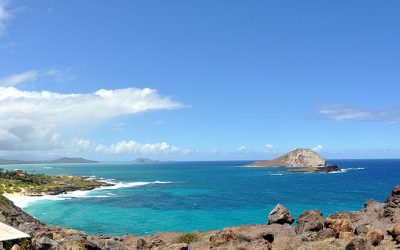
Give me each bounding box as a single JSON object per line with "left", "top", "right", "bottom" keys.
{"left": 95, "top": 140, "right": 180, "bottom": 155}
{"left": 0, "top": 0, "right": 12, "bottom": 35}
{"left": 75, "top": 138, "right": 92, "bottom": 149}
{"left": 265, "top": 144, "right": 277, "bottom": 153}
{"left": 319, "top": 106, "right": 400, "bottom": 124}
{"left": 238, "top": 145, "right": 246, "bottom": 152}
{"left": 0, "top": 87, "right": 183, "bottom": 151}
{"left": 312, "top": 145, "right": 324, "bottom": 152}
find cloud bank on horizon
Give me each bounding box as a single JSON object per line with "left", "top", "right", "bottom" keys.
{"left": 0, "top": 85, "right": 183, "bottom": 154}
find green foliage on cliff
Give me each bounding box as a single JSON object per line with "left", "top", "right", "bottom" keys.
{"left": 0, "top": 168, "right": 105, "bottom": 195}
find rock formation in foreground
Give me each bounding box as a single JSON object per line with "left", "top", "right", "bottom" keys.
{"left": 250, "top": 148, "right": 326, "bottom": 167}
{"left": 2, "top": 185, "right": 400, "bottom": 249}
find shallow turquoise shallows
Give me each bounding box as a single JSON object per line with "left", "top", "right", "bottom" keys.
{"left": 3, "top": 160, "right": 400, "bottom": 236}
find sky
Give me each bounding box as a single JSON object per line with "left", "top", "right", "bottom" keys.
{"left": 0, "top": 0, "right": 400, "bottom": 161}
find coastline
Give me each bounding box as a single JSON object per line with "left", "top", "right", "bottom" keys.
{"left": 1, "top": 183, "right": 400, "bottom": 249}
{"left": 2, "top": 179, "right": 173, "bottom": 209}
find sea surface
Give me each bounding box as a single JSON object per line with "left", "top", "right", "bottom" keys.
{"left": 2, "top": 160, "right": 400, "bottom": 236}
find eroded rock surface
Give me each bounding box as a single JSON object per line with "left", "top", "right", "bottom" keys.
{"left": 250, "top": 148, "right": 326, "bottom": 167}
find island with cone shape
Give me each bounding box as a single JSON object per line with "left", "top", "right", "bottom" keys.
{"left": 249, "top": 148, "right": 340, "bottom": 173}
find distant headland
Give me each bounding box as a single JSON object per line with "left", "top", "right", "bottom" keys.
{"left": 249, "top": 148, "right": 340, "bottom": 173}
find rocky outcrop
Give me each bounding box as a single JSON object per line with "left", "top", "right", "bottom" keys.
{"left": 267, "top": 204, "right": 294, "bottom": 225}
{"left": 295, "top": 210, "right": 324, "bottom": 234}
{"left": 286, "top": 164, "right": 340, "bottom": 173}
{"left": 250, "top": 148, "right": 326, "bottom": 167}
{"left": 3, "top": 185, "right": 400, "bottom": 249}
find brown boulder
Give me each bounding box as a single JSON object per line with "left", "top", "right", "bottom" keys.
{"left": 366, "top": 229, "right": 384, "bottom": 246}
{"left": 386, "top": 185, "right": 400, "bottom": 206}
{"left": 209, "top": 229, "right": 238, "bottom": 248}
{"left": 136, "top": 239, "right": 147, "bottom": 249}
{"left": 325, "top": 218, "right": 353, "bottom": 236}
{"left": 339, "top": 231, "right": 353, "bottom": 240}
{"left": 267, "top": 204, "right": 294, "bottom": 225}
{"left": 388, "top": 224, "right": 400, "bottom": 243}
{"left": 299, "top": 231, "right": 317, "bottom": 242}
{"left": 345, "top": 237, "right": 370, "bottom": 250}
{"left": 295, "top": 210, "right": 324, "bottom": 234}
{"left": 316, "top": 228, "right": 336, "bottom": 240}
{"left": 354, "top": 225, "right": 369, "bottom": 235}
{"left": 166, "top": 243, "right": 188, "bottom": 250}
{"left": 388, "top": 224, "right": 400, "bottom": 237}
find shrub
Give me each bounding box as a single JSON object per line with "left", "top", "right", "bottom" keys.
{"left": 178, "top": 233, "right": 200, "bottom": 244}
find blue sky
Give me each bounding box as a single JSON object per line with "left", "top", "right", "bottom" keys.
{"left": 0, "top": 0, "right": 400, "bottom": 160}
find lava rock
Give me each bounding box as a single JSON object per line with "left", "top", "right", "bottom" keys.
{"left": 325, "top": 218, "right": 353, "bottom": 236}
{"left": 316, "top": 228, "right": 336, "bottom": 240}
{"left": 267, "top": 204, "right": 295, "bottom": 225}
{"left": 295, "top": 210, "right": 324, "bottom": 234}
{"left": 345, "top": 237, "right": 370, "bottom": 250}
{"left": 366, "top": 229, "right": 384, "bottom": 246}
{"left": 354, "top": 225, "right": 369, "bottom": 236}
{"left": 166, "top": 243, "right": 188, "bottom": 250}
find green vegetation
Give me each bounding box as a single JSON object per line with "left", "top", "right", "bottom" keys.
{"left": 178, "top": 233, "right": 200, "bottom": 244}
{"left": 0, "top": 168, "right": 106, "bottom": 195}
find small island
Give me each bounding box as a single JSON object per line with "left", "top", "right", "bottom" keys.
{"left": 0, "top": 168, "right": 111, "bottom": 196}
{"left": 249, "top": 148, "right": 340, "bottom": 173}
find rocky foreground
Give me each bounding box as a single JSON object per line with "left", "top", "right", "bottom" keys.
{"left": 1, "top": 185, "right": 400, "bottom": 249}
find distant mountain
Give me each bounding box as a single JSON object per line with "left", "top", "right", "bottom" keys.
{"left": 50, "top": 157, "right": 98, "bottom": 164}
{"left": 133, "top": 158, "right": 158, "bottom": 163}
{"left": 0, "top": 159, "right": 31, "bottom": 165}
{"left": 249, "top": 148, "right": 326, "bottom": 167}
{"left": 0, "top": 157, "right": 98, "bottom": 165}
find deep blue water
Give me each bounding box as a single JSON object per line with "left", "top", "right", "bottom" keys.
{"left": 2, "top": 160, "right": 400, "bottom": 236}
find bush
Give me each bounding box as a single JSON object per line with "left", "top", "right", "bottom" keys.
{"left": 178, "top": 233, "right": 200, "bottom": 244}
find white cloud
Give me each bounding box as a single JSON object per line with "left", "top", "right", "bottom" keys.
{"left": 95, "top": 140, "right": 180, "bottom": 155}
{"left": 319, "top": 106, "right": 400, "bottom": 124}
{"left": 312, "top": 145, "right": 324, "bottom": 152}
{"left": 0, "top": 70, "right": 39, "bottom": 86}
{"left": 0, "top": 69, "right": 75, "bottom": 87}
{"left": 0, "top": 0, "right": 12, "bottom": 36}
{"left": 238, "top": 145, "right": 246, "bottom": 152}
{"left": 265, "top": 144, "right": 277, "bottom": 153}
{"left": 75, "top": 138, "right": 92, "bottom": 149}
{"left": 0, "top": 86, "right": 183, "bottom": 151}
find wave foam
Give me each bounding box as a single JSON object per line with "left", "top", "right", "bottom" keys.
{"left": 330, "top": 167, "right": 365, "bottom": 174}
{"left": 99, "top": 181, "right": 172, "bottom": 190}
{"left": 7, "top": 180, "right": 172, "bottom": 208}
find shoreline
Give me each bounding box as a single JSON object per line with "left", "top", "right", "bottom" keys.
{"left": 2, "top": 178, "right": 173, "bottom": 209}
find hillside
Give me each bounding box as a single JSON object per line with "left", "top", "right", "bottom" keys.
{"left": 250, "top": 148, "right": 326, "bottom": 167}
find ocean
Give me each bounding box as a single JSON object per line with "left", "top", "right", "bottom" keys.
{"left": 2, "top": 160, "right": 400, "bottom": 236}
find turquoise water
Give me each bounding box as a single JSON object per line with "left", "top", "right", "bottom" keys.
{"left": 2, "top": 160, "right": 400, "bottom": 236}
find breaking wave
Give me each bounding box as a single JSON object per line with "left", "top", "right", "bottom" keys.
{"left": 329, "top": 167, "right": 365, "bottom": 174}
{"left": 8, "top": 180, "right": 172, "bottom": 208}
